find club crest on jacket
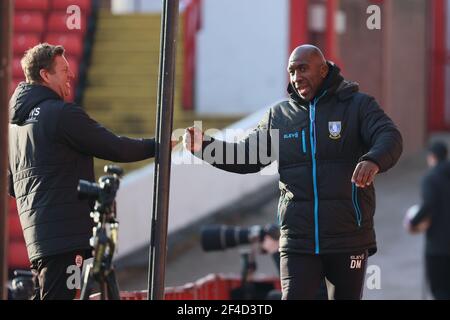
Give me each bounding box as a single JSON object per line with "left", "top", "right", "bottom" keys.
{"left": 328, "top": 121, "right": 342, "bottom": 139}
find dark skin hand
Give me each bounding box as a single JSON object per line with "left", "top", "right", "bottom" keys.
{"left": 351, "top": 160, "right": 380, "bottom": 188}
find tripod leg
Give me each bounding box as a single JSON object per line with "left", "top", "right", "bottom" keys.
{"left": 105, "top": 270, "right": 121, "bottom": 300}
{"left": 80, "top": 265, "right": 94, "bottom": 300}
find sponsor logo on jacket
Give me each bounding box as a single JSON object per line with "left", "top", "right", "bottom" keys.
{"left": 25, "top": 107, "right": 41, "bottom": 124}
{"left": 350, "top": 253, "right": 365, "bottom": 269}
{"left": 283, "top": 131, "right": 299, "bottom": 139}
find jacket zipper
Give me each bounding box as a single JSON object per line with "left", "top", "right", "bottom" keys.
{"left": 309, "top": 91, "right": 327, "bottom": 255}
{"left": 301, "top": 129, "right": 307, "bottom": 154}
{"left": 352, "top": 182, "right": 362, "bottom": 227}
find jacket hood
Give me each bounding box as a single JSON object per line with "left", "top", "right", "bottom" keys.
{"left": 287, "top": 61, "right": 359, "bottom": 105}
{"left": 9, "top": 82, "right": 61, "bottom": 125}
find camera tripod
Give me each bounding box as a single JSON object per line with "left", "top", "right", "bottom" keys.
{"left": 79, "top": 166, "right": 123, "bottom": 300}
{"left": 79, "top": 208, "right": 121, "bottom": 300}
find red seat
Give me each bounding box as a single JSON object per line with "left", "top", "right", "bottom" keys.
{"left": 8, "top": 197, "right": 17, "bottom": 216}
{"left": 47, "top": 11, "right": 87, "bottom": 34}
{"left": 8, "top": 241, "right": 29, "bottom": 269}
{"left": 9, "top": 214, "right": 24, "bottom": 242}
{"left": 12, "top": 57, "right": 24, "bottom": 78}
{"left": 10, "top": 78, "right": 24, "bottom": 96}
{"left": 13, "top": 33, "right": 41, "bottom": 56}
{"left": 45, "top": 33, "right": 83, "bottom": 57}
{"left": 14, "top": 12, "right": 45, "bottom": 33}
{"left": 15, "top": 0, "right": 49, "bottom": 11}
{"left": 50, "top": 0, "right": 91, "bottom": 13}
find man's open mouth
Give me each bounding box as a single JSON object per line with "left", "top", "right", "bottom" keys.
{"left": 298, "top": 85, "right": 309, "bottom": 97}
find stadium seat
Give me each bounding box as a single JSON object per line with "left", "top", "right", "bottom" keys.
{"left": 50, "top": 0, "right": 91, "bottom": 13}
{"left": 9, "top": 214, "right": 23, "bottom": 242}
{"left": 13, "top": 33, "right": 41, "bottom": 56}
{"left": 45, "top": 33, "right": 84, "bottom": 57}
{"left": 8, "top": 241, "right": 29, "bottom": 269}
{"left": 14, "top": 12, "right": 45, "bottom": 33}
{"left": 14, "top": 0, "right": 49, "bottom": 11}
{"left": 10, "top": 79, "right": 24, "bottom": 96}
{"left": 12, "top": 57, "right": 24, "bottom": 78}
{"left": 8, "top": 197, "right": 17, "bottom": 216}
{"left": 47, "top": 11, "right": 87, "bottom": 34}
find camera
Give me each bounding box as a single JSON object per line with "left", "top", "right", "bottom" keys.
{"left": 200, "top": 224, "right": 280, "bottom": 251}
{"left": 8, "top": 270, "right": 35, "bottom": 300}
{"left": 78, "top": 165, "right": 124, "bottom": 215}
{"left": 77, "top": 165, "right": 124, "bottom": 300}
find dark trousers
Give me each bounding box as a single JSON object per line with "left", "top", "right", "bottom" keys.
{"left": 280, "top": 250, "right": 368, "bottom": 300}
{"left": 426, "top": 255, "right": 450, "bottom": 300}
{"left": 31, "top": 249, "right": 91, "bottom": 300}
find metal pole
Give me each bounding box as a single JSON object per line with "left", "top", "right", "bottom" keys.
{"left": 147, "top": 0, "right": 179, "bottom": 300}
{"left": 325, "top": 0, "right": 337, "bottom": 62}
{"left": 0, "top": 0, "right": 13, "bottom": 301}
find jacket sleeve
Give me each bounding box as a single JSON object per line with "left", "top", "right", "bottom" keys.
{"left": 410, "top": 174, "right": 436, "bottom": 226}
{"left": 57, "top": 103, "right": 155, "bottom": 162}
{"left": 194, "top": 109, "right": 273, "bottom": 174}
{"left": 358, "top": 96, "right": 403, "bottom": 172}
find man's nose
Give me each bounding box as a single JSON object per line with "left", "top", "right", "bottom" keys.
{"left": 68, "top": 69, "right": 75, "bottom": 79}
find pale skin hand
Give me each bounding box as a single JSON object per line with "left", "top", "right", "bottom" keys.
{"left": 404, "top": 218, "right": 431, "bottom": 235}
{"left": 261, "top": 235, "right": 279, "bottom": 255}
{"left": 351, "top": 160, "right": 380, "bottom": 188}
{"left": 183, "top": 126, "right": 204, "bottom": 153}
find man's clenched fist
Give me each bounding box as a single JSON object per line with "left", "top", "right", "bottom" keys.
{"left": 183, "top": 126, "right": 204, "bottom": 153}
{"left": 351, "top": 160, "right": 380, "bottom": 188}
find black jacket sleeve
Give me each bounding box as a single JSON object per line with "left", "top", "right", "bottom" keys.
{"left": 410, "top": 174, "right": 436, "bottom": 226}
{"left": 358, "top": 96, "right": 403, "bottom": 172}
{"left": 57, "top": 103, "right": 155, "bottom": 162}
{"left": 195, "top": 109, "right": 273, "bottom": 174}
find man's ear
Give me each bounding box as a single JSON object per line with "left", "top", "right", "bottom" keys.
{"left": 39, "top": 69, "right": 50, "bottom": 84}
{"left": 320, "top": 63, "right": 329, "bottom": 79}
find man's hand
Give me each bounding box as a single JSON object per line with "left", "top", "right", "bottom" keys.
{"left": 261, "top": 235, "right": 279, "bottom": 255}
{"left": 183, "top": 126, "right": 204, "bottom": 153}
{"left": 403, "top": 205, "right": 431, "bottom": 234}
{"left": 351, "top": 160, "right": 380, "bottom": 188}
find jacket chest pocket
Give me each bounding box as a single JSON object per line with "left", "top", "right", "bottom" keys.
{"left": 278, "top": 127, "right": 309, "bottom": 167}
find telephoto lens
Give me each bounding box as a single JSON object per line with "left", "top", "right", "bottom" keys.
{"left": 200, "top": 225, "right": 265, "bottom": 251}
{"left": 77, "top": 180, "right": 101, "bottom": 200}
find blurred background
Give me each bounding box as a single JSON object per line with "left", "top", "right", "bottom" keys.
{"left": 3, "top": 0, "right": 450, "bottom": 299}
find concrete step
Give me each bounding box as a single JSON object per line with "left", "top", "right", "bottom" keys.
{"left": 85, "top": 73, "right": 182, "bottom": 87}
{"left": 83, "top": 81, "right": 183, "bottom": 99}
{"left": 96, "top": 12, "right": 161, "bottom": 29}
{"left": 90, "top": 52, "right": 161, "bottom": 65}
{"left": 98, "top": 10, "right": 161, "bottom": 19}
{"left": 90, "top": 42, "right": 160, "bottom": 52}
{"left": 84, "top": 86, "right": 156, "bottom": 100}
{"left": 84, "top": 76, "right": 159, "bottom": 87}
{"left": 83, "top": 96, "right": 183, "bottom": 110}
{"left": 87, "top": 61, "right": 182, "bottom": 74}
